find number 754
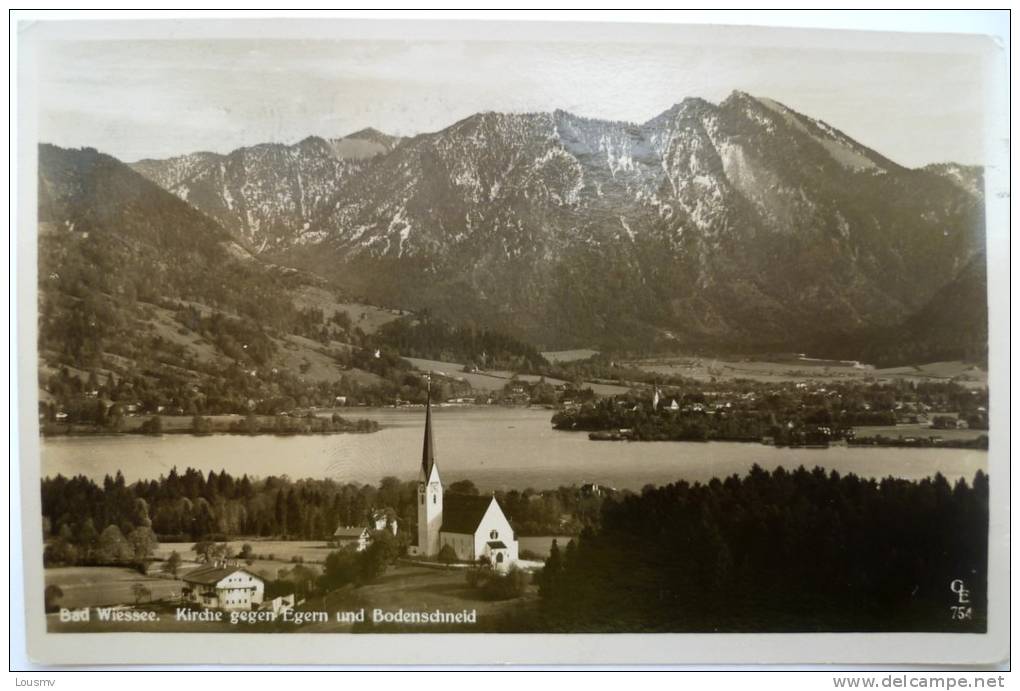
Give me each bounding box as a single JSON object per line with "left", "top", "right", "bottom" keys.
{"left": 950, "top": 606, "right": 973, "bottom": 620}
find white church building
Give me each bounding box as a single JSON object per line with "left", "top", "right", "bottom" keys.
{"left": 408, "top": 383, "right": 519, "bottom": 571}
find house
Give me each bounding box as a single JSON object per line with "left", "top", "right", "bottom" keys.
{"left": 370, "top": 509, "right": 398, "bottom": 535}
{"left": 181, "top": 564, "right": 265, "bottom": 611}
{"left": 580, "top": 482, "right": 614, "bottom": 498}
{"left": 408, "top": 381, "right": 519, "bottom": 571}
{"left": 263, "top": 593, "right": 296, "bottom": 616}
{"left": 333, "top": 526, "right": 372, "bottom": 551}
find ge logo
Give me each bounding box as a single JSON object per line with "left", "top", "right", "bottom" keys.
{"left": 950, "top": 579, "right": 970, "bottom": 604}
{"left": 949, "top": 579, "right": 973, "bottom": 621}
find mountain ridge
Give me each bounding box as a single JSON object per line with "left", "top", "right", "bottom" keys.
{"left": 125, "top": 92, "right": 987, "bottom": 356}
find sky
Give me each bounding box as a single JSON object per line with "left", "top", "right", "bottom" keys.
{"left": 31, "top": 27, "right": 997, "bottom": 167}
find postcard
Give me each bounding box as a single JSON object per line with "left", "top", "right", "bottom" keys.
{"left": 14, "top": 14, "right": 1009, "bottom": 666}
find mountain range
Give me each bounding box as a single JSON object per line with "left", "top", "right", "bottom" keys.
{"left": 51, "top": 90, "right": 986, "bottom": 360}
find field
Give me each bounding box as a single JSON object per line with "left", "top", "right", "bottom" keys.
{"left": 852, "top": 423, "right": 987, "bottom": 442}
{"left": 44, "top": 544, "right": 334, "bottom": 629}
{"left": 503, "top": 372, "right": 631, "bottom": 396}
{"left": 402, "top": 357, "right": 632, "bottom": 397}
{"left": 155, "top": 540, "right": 334, "bottom": 566}
{"left": 291, "top": 286, "right": 403, "bottom": 335}
{"left": 541, "top": 349, "right": 599, "bottom": 363}
{"left": 146, "top": 303, "right": 223, "bottom": 365}
{"left": 47, "top": 545, "right": 334, "bottom": 611}
{"left": 623, "top": 356, "right": 988, "bottom": 388}
{"left": 518, "top": 535, "right": 574, "bottom": 558}
{"left": 291, "top": 564, "right": 537, "bottom": 633}
{"left": 45, "top": 564, "right": 535, "bottom": 633}
{"left": 44, "top": 566, "right": 183, "bottom": 610}
{"left": 273, "top": 334, "right": 385, "bottom": 386}
{"left": 873, "top": 361, "right": 988, "bottom": 389}
{"left": 403, "top": 357, "right": 516, "bottom": 392}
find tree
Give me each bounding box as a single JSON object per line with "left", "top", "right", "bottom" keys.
{"left": 192, "top": 541, "right": 215, "bottom": 563}
{"left": 285, "top": 490, "right": 302, "bottom": 538}
{"left": 447, "top": 480, "right": 479, "bottom": 496}
{"left": 44, "top": 584, "right": 64, "bottom": 613}
{"left": 43, "top": 538, "right": 79, "bottom": 567}
{"left": 358, "top": 540, "right": 390, "bottom": 583}
{"left": 133, "top": 498, "right": 152, "bottom": 527}
{"left": 131, "top": 582, "right": 151, "bottom": 604}
{"left": 77, "top": 518, "right": 99, "bottom": 560}
{"left": 191, "top": 498, "right": 215, "bottom": 539}
{"left": 163, "top": 550, "right": 182, "bottom": 578}
{"left": 128, "top": 526, "right": 159, "bottom": 562}
{"left": 280, "top": 564, "right": 318, "bottom": 599}
{"left": 320, "top": 550, "right": 359, "bottom": 590}
{"left": 539, "top": 539, "right": 562, "bottom": 596}
{"left": 96, "top": 525, "right": 132, "bottom": 563}
{"left": 483, "top": 567, "right": 528, "bottom": 600}
{"left": 438, "top": 544, "right": 458, "bottom": 564}
{"left": 377, "top": 476, "right": 403, "bottom": 508}
{"left": 106, "top": 403, "right": 125, "bottom": 431}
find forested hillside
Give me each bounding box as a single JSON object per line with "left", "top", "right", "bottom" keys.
{"left": 37, "top": 145, "right": 480, "bottom": 423}
{"left": 537, "top": 466, "right": 988, "bottom": 632}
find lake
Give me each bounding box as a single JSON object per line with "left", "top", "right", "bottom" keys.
{"left": 41, "top": 407, "right": 987, "bottom": 490}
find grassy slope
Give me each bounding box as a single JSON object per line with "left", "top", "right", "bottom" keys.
{"left": 45, "top": 564, "right": 534, "bottom": 633}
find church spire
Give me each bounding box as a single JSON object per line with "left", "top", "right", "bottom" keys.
{"left": 421, "top": 374, "right": 436, "bottom": 477}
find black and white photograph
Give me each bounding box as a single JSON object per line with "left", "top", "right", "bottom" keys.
{"left": 12, "top": 11, "right": 1010, "bottom": 668}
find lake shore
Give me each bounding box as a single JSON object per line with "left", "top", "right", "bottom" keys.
{"left": 41, "top": 407, "right": 988, "bottom": 489}
{"left": 40, "top": 412, "right": 381, "bottom": 438}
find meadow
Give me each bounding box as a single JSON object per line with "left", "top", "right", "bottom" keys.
{"left": 154, "top": 540, "right": 334, "bottom": 565}
{"left": 44, "top": 566, "right": 183, "bottom": 610}
{"left": 45, "top": 564, "right": 534, "bottom": 633}
{"left": 623, "top": 355, "right": 986, "bottom": 388}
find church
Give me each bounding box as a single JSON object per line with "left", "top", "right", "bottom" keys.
{"left": 407, "top": 382, "right": 519, "bottom": 571}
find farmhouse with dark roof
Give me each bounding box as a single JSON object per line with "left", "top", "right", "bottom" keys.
{"left": 181, "top": 564, "right": 265, "bottom": 611}
{"left": 408, "top": 380, "right": 519, "bottom": 570}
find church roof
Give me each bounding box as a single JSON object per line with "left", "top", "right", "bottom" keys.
{"left": 440, "top": 494, "right": 495, "bottom": 534}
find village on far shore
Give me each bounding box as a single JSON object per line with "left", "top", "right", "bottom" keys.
{"left": 41, "top": 352, "right": 991, "bottom": 633}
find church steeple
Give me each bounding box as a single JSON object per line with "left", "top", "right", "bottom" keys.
{"left": 416, "top": 373, "right": 443, "bottom": 558}
{"left": 421, "top": 375, "right": 436, "bottom": 477}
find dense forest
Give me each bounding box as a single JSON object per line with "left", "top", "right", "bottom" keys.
{"left": 372, "top": 312, "right": 549, "bottom": 371}
{"left": 535, "top": 466, "right": 988, "bottom": 633}
{"left": 41, "top": 466, "right": 990, "bottom": 634}
{"left": 38, "top": 145, "right": 478, "bottom": 424}
{"left": 40, "top": 470, "right": 599, "bottom": 567}
{"left": 809, "top": 254, "right": 989, "bottom": 369}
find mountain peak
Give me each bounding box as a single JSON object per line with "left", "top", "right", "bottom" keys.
{"left": 297, "top": 134, "right": 330, "bottom": 149}
{"left": 344, "top": 126, "right": 384, "bottom": 138}
{"left": 723, "top": 89, "right": 758, "bottom": 103}
{"left": 644, "top": 97, "right": 715, "bottom": 126}
{"left": 328, "top": 128, "right": 404, "bottom": 161}
{"left": 127, "top": 98, "right": 984, "bottom": 356}
{"left": 340, "top": 127, "right": 401, "bottom": 144}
